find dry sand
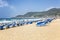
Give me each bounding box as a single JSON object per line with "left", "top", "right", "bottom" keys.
{"left": 0, "top": 19, "right": 60, "bottom": 40}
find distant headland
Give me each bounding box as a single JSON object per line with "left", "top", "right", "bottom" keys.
{"left": 13, "top": 8, "right": 60, "bottom": 18}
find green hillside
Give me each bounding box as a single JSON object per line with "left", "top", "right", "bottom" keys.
{"left": 15, "top": 8, "right": 60, "bottom": 18}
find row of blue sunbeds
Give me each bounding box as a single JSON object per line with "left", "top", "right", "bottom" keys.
{"left": 0, "top": 21, "right": 34, "bottom": 30}
{"left": 36, "top": 18, "right": 54, "bottom": 26}
{"left": 0, "top": 18, "right": 54, "bottom": 30}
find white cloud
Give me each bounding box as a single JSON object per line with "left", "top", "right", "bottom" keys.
{"left": 45, "top": 7, "right": 60, "bottom": 11}
{"left": 45, "top": 7, "right": 55, "bottom": 11}
{"left": 0, "top": 0, "right": 8, "bottom": 7}
{"left": 0, "top": 0, "right": 16, "bottom": 10}
{"left": 10, "top": 6, "right": 14, "bottom": 9}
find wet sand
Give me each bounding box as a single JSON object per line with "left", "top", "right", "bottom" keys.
{"left": 0, "top": 19, "right": 60, "bottom": 40}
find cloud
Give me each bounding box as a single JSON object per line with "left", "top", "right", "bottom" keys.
{"left": 8, "top": 5, "right": 16, "bottom": 11}
{"left": 0, "top": 0, "right": 16, "bottom": 10}
{"left": 45, "top": 7, "right": 55, "bottom": 11}
{"left": 0, "top": 0, "right": 8, "bottom": 7}
{"left": 45, "top": 7, "right": 60, "bottom": 11}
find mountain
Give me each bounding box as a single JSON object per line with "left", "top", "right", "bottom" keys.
{"left": 15, "top": 8, "right": 60, "bottom": 18}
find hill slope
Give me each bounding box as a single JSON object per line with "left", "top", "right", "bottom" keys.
{"left": 15, "top": 8, "right": 60, "bottom": 18}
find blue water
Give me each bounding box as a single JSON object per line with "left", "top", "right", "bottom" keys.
{"left": 0, "top": 18, "right": 39, "bottom": 21}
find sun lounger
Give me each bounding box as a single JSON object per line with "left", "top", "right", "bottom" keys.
{"left": 25, "top": 21, "right": 33, "bottom": 24}
{"left": 7, "top": 24, "right": 13, "bottom": 28}
{"left": 36, "top": 19, "right": 49, "bottom": 26}
{"left": 36, "top": 18, "right": 54, "bottom": 27}
{"left": 28, "top": 21, "right": 33, "bottom": 24}
{"left": 36, "top": 21, "right": 46, "bottom": 26}
{"left": 0, "top": 25, "right": 4, "bottom": 30}
{"left": 46, "top": 19, "right": 53, "bottom": 23}
{"left": 12, "top": 22, "right": 17, "bottom": 27}
{"left": 19, "top": 22, "right": 25, "bottom": 26}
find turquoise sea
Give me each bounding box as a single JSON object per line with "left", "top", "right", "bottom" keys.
{"left": 0, "top": 18, "right": 42, "bottom": 24}
{"left": 0, "top": 18, "right": 22, "bottom": 21}
{"left": 0, "top": 18, "right": 41, "bottom": 21}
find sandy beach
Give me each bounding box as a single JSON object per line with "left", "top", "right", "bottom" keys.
{"left": 0, "top": 19, "right": 60, "bottom": 40}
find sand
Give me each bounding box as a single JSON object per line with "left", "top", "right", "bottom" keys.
{"left": 0, "top": 19, "right": 60, "bottom": 40}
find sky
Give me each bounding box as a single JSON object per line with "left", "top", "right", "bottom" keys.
{"left": 0, "top": 0, "right": 60, "bottom": 18}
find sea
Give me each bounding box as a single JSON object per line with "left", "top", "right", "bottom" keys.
{"left": 0, "top": 18, "right": 42, "bottom": 22}
{"left": 0, "top": 18, "right": 26, "bottom": 23}
{"left": 0, "top": 18, "right": 23, "bottom": 21}
{"left": 0, "top": 18, "right": 46, "bottom": 24}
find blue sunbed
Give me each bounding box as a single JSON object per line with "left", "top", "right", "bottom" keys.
{"left": 0, "top": 25, "right": 4, "bottom": 30}
{"left": 36, "top": 21, "right": 46, "bottom": 26}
